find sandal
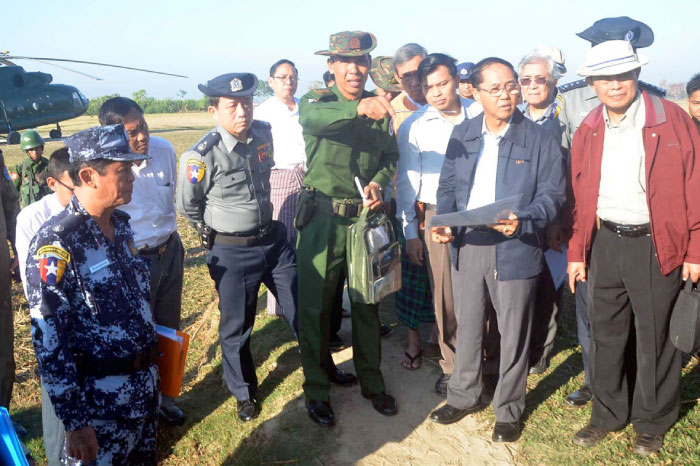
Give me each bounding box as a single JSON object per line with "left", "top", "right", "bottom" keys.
{"left": 401, "top": 349, "right": 423, "bottom": 370}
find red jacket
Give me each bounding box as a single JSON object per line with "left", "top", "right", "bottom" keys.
{"left": 567, "top": 91, "right": 700, "bottom": 275}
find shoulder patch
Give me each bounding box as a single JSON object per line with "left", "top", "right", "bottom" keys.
{"left": 193, "top": 131, "right": 221, "bottom": 156}
{"left": 558, "top": 79, "right": 588, "bottom": 93}
{"left": 186, "top": 159, "right": 206, "bottom": 183}
{"left": 36, "top": 244, "right": 70, "bottom": 285}
{"left": 304, "top": 88, "right": 334, "bottom": 104}
{"left": 639, "top": 81, "right": 667, "bottom": 97}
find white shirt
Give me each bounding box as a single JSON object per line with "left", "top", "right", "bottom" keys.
{"left": 466, "top": 117, "right": 510, "bottom": 210}
{"left": 396, "top": 97, "right": 482, "bottom": 239}
{"left": 119, "top": 136, "right": 178, "bottom": 249}
{"left": 255, "top": 96, "right": 307, "bottom": 170}
{"left": 597, "top": 93, "right": 649, "bottom": 225}
{"left": 15, "top": 193, "right": 66, "bottom": 297}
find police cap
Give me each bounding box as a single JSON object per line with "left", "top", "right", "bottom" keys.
{"left": 576, "top": 16, "right": 654, "bottom": 48}
{"left": 456, "top": 62, "right": 475, "bottom": 81}
{"left": 65, "top": 124, "right": 150, "bottom": 163}
{"left": 198, "top": 73, "right": 258, "bottom": 98}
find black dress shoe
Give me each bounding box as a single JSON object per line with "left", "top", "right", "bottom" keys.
{"left": 380, "top": 322, "right": 392, "bottom": 337}
{"left": 306, "top": 399, "right": 335, "bottom": 427}
{"left": 159, "top": 403, "right": 186, "bottom": 425}
{"left": 435, "top": 373, "right": 450, "bottom": 396}
{"left": 328, "top": 367, "right": 358, "bottom": 386}
{"left": 430, "top": 401, "right": 484, "bottom": 425}
{"left": 633, "top": 433, "right": 664, "bottom": 457}
{"left": 328, "top": 334, "right": 345, "bottom": 352}
{"left": 363, "top": 391, "right": 398, "bottom": 416}
{"left": 237, "top": 399, "right": 259, "bottom": 422}
{"left": 565, "top": 386, "right": 592, "bottom": 407}
{"left": 12, "top": 421, "right": 28, "bottom": 440}
{"left": 528, "top": 358, "right": 548, "bottom": 375}
{"left": 573, "top": 424, "right": 608, "bottom": 447}
{"left": 493, "top": 421, "right": 521, "bottom": 442}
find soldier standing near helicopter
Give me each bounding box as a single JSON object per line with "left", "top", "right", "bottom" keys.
{"left": 10, "top": 129, "right": 51, "bottom": 208}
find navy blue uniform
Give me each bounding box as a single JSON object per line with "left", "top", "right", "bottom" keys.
{"left": 26, "top": 197, "right": 159, "bottom": 465}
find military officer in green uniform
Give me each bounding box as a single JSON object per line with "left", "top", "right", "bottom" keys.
{"left": 297, "top": 30, "right": 400, "bottom": 427}
{"left": 10, "top": 129, "right": 51, "bottom": 208}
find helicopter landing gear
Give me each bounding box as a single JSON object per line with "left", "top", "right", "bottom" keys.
{"left": 49, "top": 123, "right": 62, "bottom": 139}
{"left": 7, "top": 131, "right": 20, "bottom": 144}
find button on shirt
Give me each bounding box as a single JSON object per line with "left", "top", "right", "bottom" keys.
{"left": 255, "top": 97, "right": 307, "bottom": 170}
{"left": 15, "top": 193, "right": 65, "bottom": 293}
{"left": 119, "top": 136, "right": 178, "bottom": 249}
{"left": 396, "top": 98, "right": 482, "bottom": 239}
{"left": 466, "top": 118, "right": 510, "bottom": 210}
{"left": 597, "top": 93, "right": 649, "bottom": 225}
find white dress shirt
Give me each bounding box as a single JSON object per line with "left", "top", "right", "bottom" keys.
{"left": 15, "top": 193, "right": 66, "bottom": 297}
{"left": 597, "top": 93, "right": 649, "bottom": 225}
{"left": 466, "top": 117, "right": 510, "bottom": 210}
{"left": 119, "top": 136, "right": 178, "bottom": 249}
{"left": 255, "top": 96, "right": 307, "bottom": 170}
{"left": 396, "top": 97, "right": 482, "bottom": 239}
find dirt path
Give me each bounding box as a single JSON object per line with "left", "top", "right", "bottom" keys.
{"left": 324, "top": 320, "right": 518, "bottom": 465}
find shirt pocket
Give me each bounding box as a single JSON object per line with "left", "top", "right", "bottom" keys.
{"left": 219, "top": 168, "right": 251, "bottom": 201}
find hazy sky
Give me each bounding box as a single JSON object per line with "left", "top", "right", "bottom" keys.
{"left": 4, "top": 0, "right": 698, "bottom": 99}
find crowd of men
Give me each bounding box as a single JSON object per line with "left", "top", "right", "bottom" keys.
{"left": 1, "top": 13, "right": 700, "bottom": 465}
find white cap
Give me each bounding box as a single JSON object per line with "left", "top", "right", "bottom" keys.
{"left": 577, "top": 40, "right": 649, "bottom": 77}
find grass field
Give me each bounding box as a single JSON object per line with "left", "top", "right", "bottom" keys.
{"left": 4, "top": 110, "right": 700, "bottom": 465}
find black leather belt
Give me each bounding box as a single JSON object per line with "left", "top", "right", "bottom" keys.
{"left": 600, "top": 219, "right": 651, "bottom": 237}
{"left": 76, "top": 345, "right": 158, "bottom": 378}
{"left": 214, "top": 222, "right": 275, "bottom": 246}
{"left": 138, "top": 234, "right": 172, "bottom": 256}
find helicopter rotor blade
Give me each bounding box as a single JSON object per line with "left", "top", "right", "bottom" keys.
{"left": 0, "top": 58, "right": 16, "bottom": 66}
{"left": 6, "top": 56, "right": 188, "bottom": 78}
{"left": 34, "top": 59, "right": 103, "bottom": 80}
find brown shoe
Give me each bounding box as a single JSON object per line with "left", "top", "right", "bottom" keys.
{"left": 633, "top": 433, "right": 664, "bottom": 457}
{"left": 573, "top": 424, "right": 608, "bottom": 447}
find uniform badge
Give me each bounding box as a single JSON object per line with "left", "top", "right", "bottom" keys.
{"left": 36, "top": 245, "right": 71, "bottom": 285}
{"left": 349, "top": 37, "right": 361, "bottom": 50}
{"left": 547, "top": 102, "right": 561, "bottom": 120}
{"left": 186, "top": 159, "right": 206, "bottom": 184}
{"left": 256, "top": 143, "right": 273, "bottom": 162}
{"left": 230, "top": 78, "right": 243, "bottom": 92}
{"left": 2, "top": 166, "right": 10, "bottom": 182}
{"left": 128, "top": 239, "right": 138, "bottom": 256}
{"left": 198, "top": 141, "right": 208, "bottom": 152}
{"left": 460, "top": 68, "right": 468, "bottom": 77}
{"left": 625, "top": 30, "right": 635, "bottom": 42}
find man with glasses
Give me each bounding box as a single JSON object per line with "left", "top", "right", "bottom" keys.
{"left": 256, "top": 60, "right": 307, "bottom": 318}
{"left": 568, "top": 40, "right": 700, "bottom": 457}
{"left": 391, "top": 43, "right": 428, "bottom": 132}
{"left": 429, "top": 57, "right": 565, "bottom": 443}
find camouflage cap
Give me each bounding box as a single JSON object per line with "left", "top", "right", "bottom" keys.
{"left": 65, "top": 124, "right": 150, "bottom": 164}
{"left": 369, "top": 56, "right": 401, "bottom": 92}
{"left": 315, "top": 31, "right": 377, "bottom": 57}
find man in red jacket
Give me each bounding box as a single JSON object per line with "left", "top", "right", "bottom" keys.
{"left": 567, "top": 40, "right": 700, "bottom": 457}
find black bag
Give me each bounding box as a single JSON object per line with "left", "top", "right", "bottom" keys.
{"left": 669, "top": 280, "right": 700, "bottom": 353}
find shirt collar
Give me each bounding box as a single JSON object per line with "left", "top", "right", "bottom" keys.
{"left": 603, "top": 90, "right": 642, "bottom": 130}
{"left": 423, "top": 96, "right": 474, "bottom": 124}
{"left": 481, "top": 115, "right": 511, "bottom": 138}
{"left": 217, "top": 124, "right": 253, "bottom": 153}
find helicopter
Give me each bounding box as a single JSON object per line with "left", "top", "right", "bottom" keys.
{"left": 0, "top": 52, "right": 187, "bottom": 144}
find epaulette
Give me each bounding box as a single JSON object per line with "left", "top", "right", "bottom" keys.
{"left": 53, "top": 211, "right": 87, "bottom": 237}
{"left": 639, "top": 81, "right": 667, "bottom": 97}
{"left": 558, "top": 79, "right": 588, "bottom": 94}
{"left": 251, "top": 120, "right": 272, "bottom": 131}
{"left": 192, "top": 131, "right": 221, "bottom": 156}
{"left": 304, "top": 88, "right": 334, "bottom": 103}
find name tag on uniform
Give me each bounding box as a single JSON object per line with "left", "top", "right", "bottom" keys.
{"left": 89, "top": 259, "right": 110, "bottom": 274}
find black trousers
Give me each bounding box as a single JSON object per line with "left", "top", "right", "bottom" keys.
{"left": 588, "top": 226, "right": 681, "bottom": 435}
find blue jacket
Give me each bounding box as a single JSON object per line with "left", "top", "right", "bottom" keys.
{"left": 436, "top": 110, "right": 566, "bottom": 280}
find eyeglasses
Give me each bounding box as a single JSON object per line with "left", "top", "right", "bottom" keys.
{"left": 397, "top": 70, "right": 420, "bottom": 82}
{"left": 477, "top": 82, "right": 521, "bottom": 97}
{"left": 273, "top": 75, "right": 298, "bottom": 83}
{"left": 519, "top": 76, "right": 549, "bottom": 87}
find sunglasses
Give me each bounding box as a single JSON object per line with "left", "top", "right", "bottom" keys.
{"left": 520, "top": 76, "right": 549, "bottom": 86}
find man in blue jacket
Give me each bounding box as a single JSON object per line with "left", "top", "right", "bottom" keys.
{"left": 429, "top": 57, "right": 566, "bottom": 442}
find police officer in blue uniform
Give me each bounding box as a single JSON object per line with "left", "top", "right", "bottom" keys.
{"left": 177, "top": 73, "right": 299, "bottom": 422}
{"left": 25, "top": 124, "right": 160, "bottom": 465}
{"left": 557, "top": 16, "right": 665, "bottom": 407}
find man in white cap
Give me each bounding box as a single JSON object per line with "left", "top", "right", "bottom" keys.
{"left": 567, "top": 40, "right": 700, "bottom": 456}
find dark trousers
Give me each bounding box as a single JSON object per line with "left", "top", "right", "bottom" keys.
{"left": 0, "top": 245, "right": 14, "bottom": 410}
{"left": 588, "top": 226, "right": 681, "bottom": 435}
{"left": 448, "top": 235, "right": 535, "bottom": 422}
{"left": 575, "top": 280, "right": 591, "bottom": 386}
{"left": 206, "top": 222, "right": 298, "bottom": 401}
{"left": 141, "top": 232, "right": 185, "bottom": 330}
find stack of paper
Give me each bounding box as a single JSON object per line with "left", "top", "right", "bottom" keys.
{"left": 0, "top": 407, "right": 29, "bottom": 466}
{"left": 155, "top": 325, "right": 191, "bottom": 398}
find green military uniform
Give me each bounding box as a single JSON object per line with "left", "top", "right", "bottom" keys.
{"left": 297, "top": 82, "right": 398, "bottom": 401}
{"left": 0, "top": 150, "right": 20, "bottom": 410}
{"left": 11, "top": 156, "right": 51, "bottom": 208}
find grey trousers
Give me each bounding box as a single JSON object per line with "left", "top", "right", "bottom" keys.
{"left": 41, "top": 382, "right": 64, "bottom": 466}
{"left": 447, "top": 234, "right": 535, "bottom": 422}
{"left": 424, "top": 209, "right": 457, "bottom": 374}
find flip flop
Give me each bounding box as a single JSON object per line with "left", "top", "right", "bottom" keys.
{"left": 401, "top": 349, "right": 423, "bottom": 370}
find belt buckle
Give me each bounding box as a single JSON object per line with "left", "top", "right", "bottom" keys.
{"left": 158, "top": 243, "right": 168, "bottom": 255}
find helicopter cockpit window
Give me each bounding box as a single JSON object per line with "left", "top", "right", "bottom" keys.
{"left": 12, "top": 74, "right": 25, "bottom": 87}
